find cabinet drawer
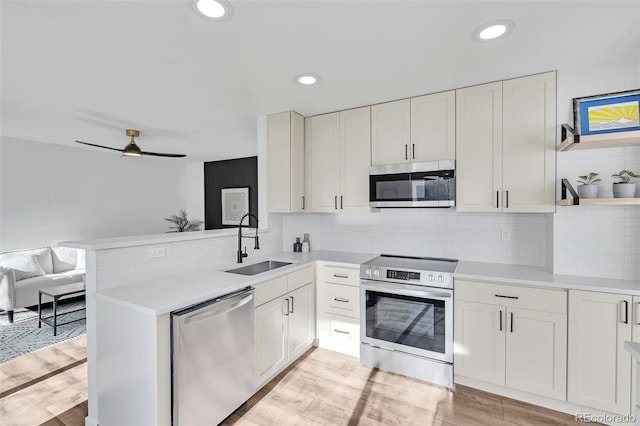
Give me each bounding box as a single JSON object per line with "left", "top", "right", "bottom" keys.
{"left": 324, "top": 283, "right": 360, "bottom": 319}
{"left": 288, "top": 265, "right": 314, "bottom": 292}
{"left": 456, "top": 279, "right": 566, "bottom": 314}
{"left": 322, "top": 265, "right": 359, "bottom": 287}
{"left": 253, "top": 276, "right": 288, "bottom": 307}
{"left": 318, "top": 313, "right": 360, "bottom": 350}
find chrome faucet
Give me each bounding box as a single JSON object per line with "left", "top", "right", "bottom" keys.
{"left": 237, "top": 213, "right": 259, "bottom": 263}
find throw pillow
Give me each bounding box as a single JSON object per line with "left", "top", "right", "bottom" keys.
{"left": 0, "top": 253, "right": 46, "bottom": 281}
{"left": 51, "top": 246, "right": 78, "bottom": 273}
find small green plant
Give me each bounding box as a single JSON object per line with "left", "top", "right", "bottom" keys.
{"left": 611, "top": 170, "right": 640, "bottom": 184}
{"left": 164, "top": 210, "right": 203, "bottom": 232}
{"left": 577, "top": 172, "right": 601, "bottom": 185}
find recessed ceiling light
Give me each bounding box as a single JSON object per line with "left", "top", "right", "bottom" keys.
{"left": 193, "top": 0, "right": 233, "bottom": 20}
{"left": 472, "top": 19, "right": 515, "bottom": 42}
{"left": 295, "top": 73, "right": 321, "bottom": 86}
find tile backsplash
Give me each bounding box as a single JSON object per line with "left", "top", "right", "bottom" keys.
{"left": 281, "top": 210, "right": 550, "bottom": 268}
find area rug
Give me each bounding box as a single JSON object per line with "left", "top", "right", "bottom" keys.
{"left": 0, "top": 299, "right": 86, "bottom": 363}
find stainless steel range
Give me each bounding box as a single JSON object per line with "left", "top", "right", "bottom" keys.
{"left": 360, "top": 254, "right": 457, "bottom": 388}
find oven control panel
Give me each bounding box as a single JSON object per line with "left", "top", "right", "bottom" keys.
{"left": 387, "top": 269, "right": 420, "bottom": 281}
{"left": 360, "top": 265, "right": 453, "bottom": 288}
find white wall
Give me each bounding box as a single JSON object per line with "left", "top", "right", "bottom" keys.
{"left": 554, "top": 60, "right": 640, "bottom": 280}
{"left": 0, "top": 137, "right": 189, "bottom": 251}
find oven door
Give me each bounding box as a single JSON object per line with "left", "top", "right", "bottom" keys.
{"left": 360, "top": 279, "right": 453, "bottom": 363}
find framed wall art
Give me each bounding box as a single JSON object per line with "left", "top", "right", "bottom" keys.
{"left": 573, "top": 89, "right": 640, "bottom": 136}
{"left": 221, "top": 187, "right": 249, "bottom": 225}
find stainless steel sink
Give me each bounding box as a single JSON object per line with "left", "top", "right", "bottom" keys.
{"left": 225, "top": 260, "right": 292, "bottom": 276}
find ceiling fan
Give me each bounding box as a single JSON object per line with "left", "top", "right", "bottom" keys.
{"left": 75, "top": 129, "right": 186, "bottom": 158}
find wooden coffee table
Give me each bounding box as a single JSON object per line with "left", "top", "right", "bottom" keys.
{"left": 38, "top": 282, "right": 86, "bottom": 336}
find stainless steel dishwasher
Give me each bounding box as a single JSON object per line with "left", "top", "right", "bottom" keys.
{"left": 171, "top": 286, "right": 255, "bottom": 426}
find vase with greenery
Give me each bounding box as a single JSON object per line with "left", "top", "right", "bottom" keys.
{"left": 577, "top": 172, "right": 601, "bottom": 199}
{"left": 611, "top": 170, "right": 639, "bottom": 198}
{"left": 164, "top": 210, "right": 203, "bottom": 232}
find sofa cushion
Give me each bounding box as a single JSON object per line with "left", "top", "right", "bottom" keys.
{"left": 51, "top": 247, "right": 79, "bottom": 273}
{"left": 0, "top": 247, "right": 53, "bottom": 275}
{"left": 0, "top": 252, "right": 45, "bottom": 281}
{"left": 14, "top": 273, "right": 85, "bottom": 309}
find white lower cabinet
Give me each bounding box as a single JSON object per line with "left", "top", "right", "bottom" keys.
{"left": 254, "top": 267, "right": 315, "bottom": 389}
{"left": 568, "top": 290, "right": 632, "bottom": 415}
{"left": 316, "top": 262, "right": 361, "bottom": 357}
{"left": 454, "top": 280, "right": 567, "bottom": 400}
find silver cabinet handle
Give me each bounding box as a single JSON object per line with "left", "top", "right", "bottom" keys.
{"left": 334, "top": 195, "right": 338, "bottom": 210}
{"left": 289, "top": 296, "right": 294, "bottom": 314}
{"left": 495, "top": 294, "right": 519, "bottom": 300}
{"left": 302, "top": 196, "right": 305, "bottom": 210}
{"left": 496, "top": 191, "right": 499, "bottom": 209}
{"left": 284, "top": 298, "right": 289, "bottom": 316}
{"left": 505, "top": 190, "right": 509, "bottom": 208}
{"left": 340, "top": 195, "right": 343, "bottom": 210}
{"left": 620, "top": 300, "right": 629, "bottom": 324}
{"left": 499, "top": 310, "right": 503, "bottom": 331}
{"left": 334, "top": 297, "right": 349, "bottom": 303}
{"left": 510, "top": 311, "right": 514, "bottom": 333}
{"left": 404, "top": 144, "right": 408, "bottom": 160}
{"left": 333, "top": 273, "right": 349, "bottom": 278}
{"left": 334, "top": 329, "right": 350, "bottom": 335}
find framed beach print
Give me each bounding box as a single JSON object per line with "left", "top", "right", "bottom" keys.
{"left": 221, "top": 187, "right": 249, "bottom": 225}
{"left": 573, "top": 89, "right": 640, "bottom": 136}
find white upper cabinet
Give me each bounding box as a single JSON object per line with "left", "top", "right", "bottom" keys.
{"left": 456, "top": 72, "right": 556, "bottom": 213}
{"left": 411, "top": 91, "right": 456, "bottom": 161}
{"left": 371, "top": 93, "right": 456, "bottom": 165}
{"left": 371, "top": 99, "right": 411, "bottom": 165}
{"left": 267, "top": 111, "right": 305, "bottom": 212}
{"left": 306, "top": 107, "right": 371, "bottom": 212}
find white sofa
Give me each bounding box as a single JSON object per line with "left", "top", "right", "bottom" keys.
{"left": 0, "top": 246, "right": 85, "bottom": 323}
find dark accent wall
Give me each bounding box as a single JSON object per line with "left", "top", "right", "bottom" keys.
{"left": 204, "top": 156, "right": 258, "bottom": 229}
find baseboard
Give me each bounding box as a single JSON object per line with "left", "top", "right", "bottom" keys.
{"left": 84, "top": 416, "right": 98, "bottom": 426}
{"left": 455, "top": 375, "right": 634, "bottom": 426}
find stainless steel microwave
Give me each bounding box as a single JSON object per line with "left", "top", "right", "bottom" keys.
{"left": 369, "top": 160, "right": 455, "bottom": 208}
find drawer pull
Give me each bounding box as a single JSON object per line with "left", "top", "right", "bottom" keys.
{"left": 499, "top": 310, "right": 503, "bottom": 331}
{"left": 334, "top": 297, "right": 350, "bottom": 303}
{"left": 495, "top": 294, "right": 519, "bottom": 300}
{"left": 334, "top": 329, "right": 350, "bottom": 335}
{"left": 333, "top": 273, "right": 349, "bottom": 279}
{"left": 620, "top": 300, "right": 629, "bottom": 324}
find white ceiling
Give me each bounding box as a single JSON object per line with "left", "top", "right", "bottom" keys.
{"left": 1, "top": 0, "right": 639, "bottom": 161}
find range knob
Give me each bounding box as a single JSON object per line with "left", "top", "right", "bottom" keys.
{"left": 438, "top": 275, "right": 444, "bottom": 283}
{"left": 428, "top": 274, "right": 434, "bottom": 282}
{"left": 373, "top": 267, "right": 380, "bottom": 277}
{"left": 365, "top": 267, "right": 371, "bottom": 277}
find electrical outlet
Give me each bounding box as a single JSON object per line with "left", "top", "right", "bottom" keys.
{"left": 371, "top": 226, "right": 378, "bottom": 237}
{"left": 148, "top": 247, "right": 166, "bottom": 259}
{"left": 501, "top": 228, "right": 511, "bottom": 242}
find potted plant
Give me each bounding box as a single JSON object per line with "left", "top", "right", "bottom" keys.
{"left": 577, "top": 172, "right": 601, "bottom": 199}
{"left": 611, "top": 170, "right": 639, "bottom": 198}
{"left": 164, "top": 210, "right": 203, "bottom": 232}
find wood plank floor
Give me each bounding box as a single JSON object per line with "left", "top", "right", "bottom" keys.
{"left": 1, "top": 337, "right": 595, "bottom": 425}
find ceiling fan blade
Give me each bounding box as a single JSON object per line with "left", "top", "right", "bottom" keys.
{"left": 141, "top": 151, "right": 187, "bottom": 158}
{"left": 74, "top": 140, "right": 125, "bottom": 152}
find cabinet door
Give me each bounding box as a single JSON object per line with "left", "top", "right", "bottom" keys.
{"left": 288, "top": 284, "right": 315, "bottom": 361}
{"left": 371, "top": 99, "right": 410, "bottom": 165}
{"left": 410, "top": 91, "right": 455, "bottom": 162}
{"left": 290, "top": 111, "right": 306, "bottom": 212}
{"left": 632, "top": 296, "right": 640, "bottom": 411}
{"left": 505, "top": 307, "right": 566, "bottom": 400}
{"left": 502, "top": 72, "right": 556, "bottom": 213}
{"left": 339, "top": 106, "right": 371, "bottom": 212}
{"left": 255, "top": 297, "right": 288, "bottom": 388}
{"left": 455, "top": 82, "right": 503, "bottom": 212}
{"left": 306, "top": 113, "right": 340, "bottom": 212}
{"left": 267, "top": 111, "right": 293, "bottom": 212}
{"left": 568, "top": 290, "right": 632, "bottom": 415}
{"left": 454, "top": 300, "right": 505, "bottom": 385}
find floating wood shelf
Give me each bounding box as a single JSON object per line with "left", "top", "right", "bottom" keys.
{"left": 557, "top": 124, "right": 640, "bottom": 152}
{"left": 558, "top": 179, "right": 640, "bottom": 206}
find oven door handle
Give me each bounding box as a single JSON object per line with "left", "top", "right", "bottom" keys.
{"left": 360, "top": 279, "right": 452, "bottom": 299}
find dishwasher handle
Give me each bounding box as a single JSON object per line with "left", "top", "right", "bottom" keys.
{"left": 182, "top": 290, "right": 253, "bottom": 325}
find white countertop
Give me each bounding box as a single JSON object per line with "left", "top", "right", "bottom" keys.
{"left": 96, "top": 250, "right": 376, "bottom": 316}
{"left": 625, "top": 341, "right": 640, "bottom": 360}
{"left": 59, "top": 228, "right": 269, "bottom": 250}
{"left": 455, "top": 261, "right": 640, "bottom": 296}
